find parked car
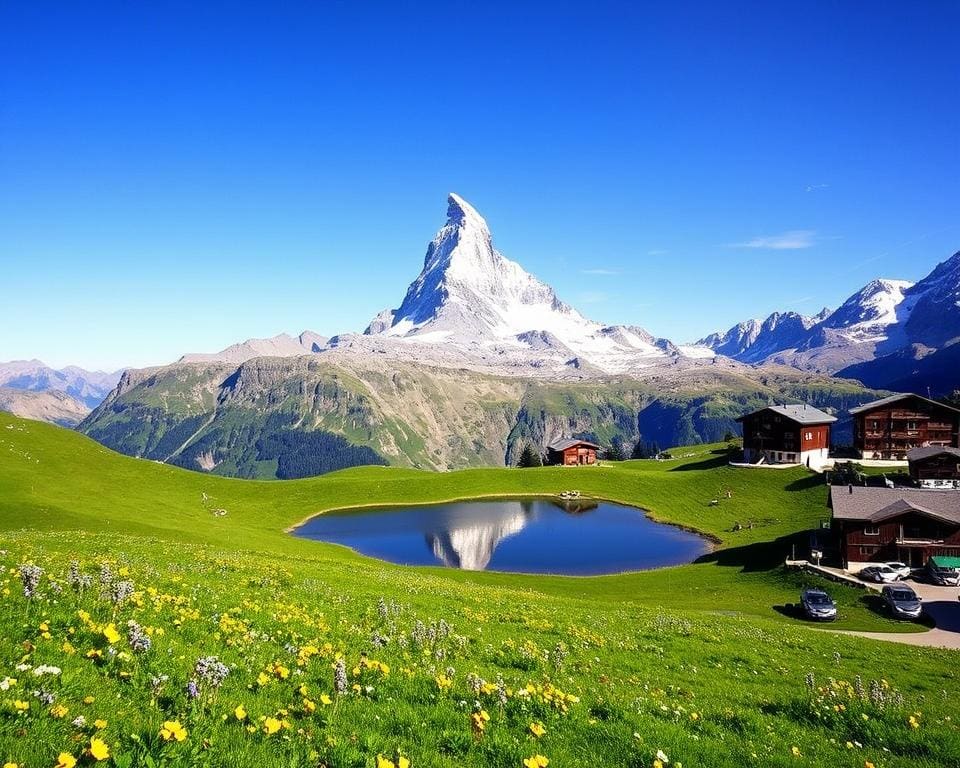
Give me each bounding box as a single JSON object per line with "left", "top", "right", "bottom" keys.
{"left": 925, "top": 556, "right": 960, "bottom": 586}
{"left": 800, "top": 588, "right": 837, "bottom": 621}
{"left": 883, "top": 562, "right": 912, "bottom": 580}
{"left": 881, "top": 585, "right": 923, "bottom": 619}
{"left": 859, "top": 564, "right": 900, "bottom": 584}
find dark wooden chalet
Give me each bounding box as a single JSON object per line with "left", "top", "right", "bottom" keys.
{"left": 908, "top": 446, "right": 960, "bottom": 488}
{"left": 547, "top": 438, "right": 600, "bottom": 466}
{"left": 850, "top": 393, "right": 960, "bottom": 460}
{"left": 830, "top": 485, "right": 960, "bottom": 570}
{"left": 735, "top": 403, "right": 835, "bottom": 470}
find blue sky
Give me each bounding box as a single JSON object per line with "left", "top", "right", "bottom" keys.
{"left": 1, "top": 1, "right": 958, "bottom": 370}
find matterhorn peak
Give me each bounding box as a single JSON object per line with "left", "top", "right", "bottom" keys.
{"left": 355, "top": 193, "right": 688, "bottom": 373}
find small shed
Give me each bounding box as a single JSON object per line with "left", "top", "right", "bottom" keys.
{"left": 547, "top": 438, "right": 601, "bottom": 466}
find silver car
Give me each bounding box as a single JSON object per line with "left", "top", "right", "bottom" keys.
{"left": 800, "top": 588, "right": 837, "bottom": 621}
{"left": 883, "top": 561, "right": 912, "bottom": 580}
{"left": 859, "top": 564, "right": 900, "bottom": 583}
{"left": 881, "top": 585, "right": 922, "bottom": 619}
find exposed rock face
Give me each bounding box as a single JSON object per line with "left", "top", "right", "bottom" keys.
{"left": 178, "top": 331, "right": 329, "bottom": 364}
{"left": 0, "top": 387, "right": 91, "bottom": 427}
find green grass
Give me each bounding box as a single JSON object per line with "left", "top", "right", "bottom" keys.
{"left": 0, "top": 412, "right": 957, "bottom": 767}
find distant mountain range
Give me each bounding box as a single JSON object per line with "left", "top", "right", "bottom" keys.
{"left": 0, "top": 360, "right": 122, "bottom": 427}
{"left": 696, "top": 250, "right": 960, "bottom": 394}
{"left": 77, "top": 194, "right": 888, "bottom": 477}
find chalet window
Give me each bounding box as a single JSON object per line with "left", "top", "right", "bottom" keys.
{"left": 907, "top": 421, "right": 918, "bottom": 431}
{"left": 859, "top": 546, "right": 876, "bottom": 556}
{"left": 864, "top": 525, "right": 880, "bottom": 536}
{"left": 871, "top": 420, "right": 879, "bottom": 431}
{"left": 805, "top": 431, "right": 813, "bottom": 440}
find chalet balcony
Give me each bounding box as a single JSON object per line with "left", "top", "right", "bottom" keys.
{"left": 896, "top": 537, "right": 946, "bottom": 546}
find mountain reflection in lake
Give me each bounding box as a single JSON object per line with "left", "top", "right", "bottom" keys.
{"left": 294, "top": 498, "right": 709, "bottom": 575}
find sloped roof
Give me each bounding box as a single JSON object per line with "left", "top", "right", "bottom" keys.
{"left": 830, "top": 485, "right": 960, "bottom": 525}
{"left": 735, "top": 403, "right": 836, "bottom": 425}
{"left": 906, "top": 446, "right": 960, "bottom": 462}
{"left": 849, "top": 393, "right": 960, "bottom": 415}
{"left": 548, "top": 438, "right": 601, "bottom": 451}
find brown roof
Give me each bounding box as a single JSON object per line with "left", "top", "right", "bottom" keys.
{"left": 830, "top": 485, "right": 960, "bottom": 525}
{"left": 848, "top": 392, "right": 960, "bottom": 415}
{"left": 907, "top": 446, "right": 960, "bottom": 462}
{"left": 548, "top": 438, "right": 601, "bottom": 451}
{"left": 735, "top": 403, "right": 836, "bottom": 425}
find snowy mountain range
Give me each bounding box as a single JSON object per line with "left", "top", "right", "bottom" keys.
{"left": 170, "top": 193, "right": 959, "bottom": 395}
{"left": 180, "top": 193, "right": 715, "bottom": 376}
{"left": 696, "top": 250, "right": 960, "bottom": 391}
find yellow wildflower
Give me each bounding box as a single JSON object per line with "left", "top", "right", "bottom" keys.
{"left": 529, "top": 722, "right": 546, "bottom": 738}
{"left": 319, "top": 693, "right": 332, "bottom": 705}
{"left": 88, "top": 737, "right": 110, "bottom": 761}
{"left": 54, "top": 755, "right": 76, "bottom": 768}
{"left": 93, "top": 719, "right": 107, "bottom": 729}
{"left": 234, "top": 704, "right": 247, "bottom": 721}
{"left": 12, "top": 700, "right": 29, "bottom": 712}
{"left": 909, "top": 714, "right": 920, "bottom": 729}
{"left": 159, "top": 720, "right": 187, "bottom": 742}
{"left": 102, "top": 624, "right": 121, "bottom": 645}
{"left": 4, "top": 763, "right": 18, "bottom": 768}
{"left": 50, "top": 703, "right": 69, "bottom": 718}
{"left": 376, "top": 757, "right": 395, "bottom": 768}
{"left": 791, "top": 746, "right": 802, "bottom": 757}
{"left": 435, "top": 674, "right": 452, "bottom": 690}
{"left": 523, "top": 757, "right": 549, "bottom": 768}
{"left": 263, "top": 717, "right": 282, "bottom": 735}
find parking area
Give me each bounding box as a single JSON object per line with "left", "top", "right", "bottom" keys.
{"left": 839, "top": 579, "right": 960, "bottom": 649}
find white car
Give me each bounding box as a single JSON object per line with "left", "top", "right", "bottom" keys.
{"left": 859, "top": 564, "right": 901, "bottom": 583}
{"left": 884, "top": 562, "right": 912, "bottom": 580}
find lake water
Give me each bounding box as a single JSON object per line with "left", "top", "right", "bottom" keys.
{"left": 294, "top": 498, "right": 710, "bottom": 575}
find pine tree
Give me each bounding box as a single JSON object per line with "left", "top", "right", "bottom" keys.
{"left": 517, "top": 444, "right": 542, "bottom": 468}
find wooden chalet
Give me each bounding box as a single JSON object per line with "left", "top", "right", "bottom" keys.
{"left": 850, "top": 393, "right": 960, "bottom": 460}
{"left": 908, "top": 446, "right": 960, "bottom": 489}
{"left": 735, "top": 403, "right": 835, "bottom": 470}
{"left": 547, "top": 438, "right": 600, "bottom": 466}
{"left": 830, "top": 485, "right": 960, "bottom": 570}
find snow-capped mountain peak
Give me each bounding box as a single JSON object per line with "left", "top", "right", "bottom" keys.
{"left": 821, "top": 278, "right": 914, "bottom": 342}
{"left": 364, "top": 193, "right": 690, "bottom": 373}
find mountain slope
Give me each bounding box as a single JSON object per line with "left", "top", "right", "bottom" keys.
{"left": 0, "top": 359, "right": 121, "bottom": 408}
{"left": 80, "top": 351, "right": 882, "bottom": 476}
{"left": 0, "top": 387, "right": 90, "bottom": 427}
{"left": 179, "top": 331, "right": 328, "bottom": 364}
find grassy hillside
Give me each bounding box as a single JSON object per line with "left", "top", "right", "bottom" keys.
{"left": 78, "top": 356, "right": 883, "bottom": 477}
{"left": 1, "top": 414, "right": 957, "bottom": 767}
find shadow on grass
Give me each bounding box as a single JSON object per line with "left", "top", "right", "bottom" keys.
{"left": 694, "top": 531, "right": 810, "bottom": 573}
{"left": 783, "top": 474, "right": 824, "bottom": 492}
{"left": 668, "top": 449, "right": 731, "bottom": 472}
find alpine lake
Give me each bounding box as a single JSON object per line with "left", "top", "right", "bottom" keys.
{"left": 294, "top": 497, "right": 711, "bottom": 575}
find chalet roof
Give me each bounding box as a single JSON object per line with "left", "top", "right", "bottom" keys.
{"left": 906, "top": 446, "right": 960, "bottom": 462}
{"left": 830, "top": 485, "right": 960, "bottom": 525}
{"left": 848, "top": 393, "right": 960, "bottom": 415}
{"left": 734, "top": 403, "right": 836, "bottom": 425}
{"left": 548, "top": 438, "right": 601, "bottom": 451}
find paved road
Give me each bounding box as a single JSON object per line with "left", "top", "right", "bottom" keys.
{"left": 830, "top": 581, "right": 960, "bottom": 650}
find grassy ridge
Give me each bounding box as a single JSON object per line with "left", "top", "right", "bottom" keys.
{"left": 1, "top": 413, "right": 957, "bottom": 767}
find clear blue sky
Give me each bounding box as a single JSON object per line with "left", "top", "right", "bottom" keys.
{"left": 2, "top": 1, "right": 958, "bottom": 370}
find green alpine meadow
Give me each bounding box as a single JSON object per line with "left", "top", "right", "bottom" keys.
{"left": 1, "top": 412, "right": 956, "bottom": 768}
